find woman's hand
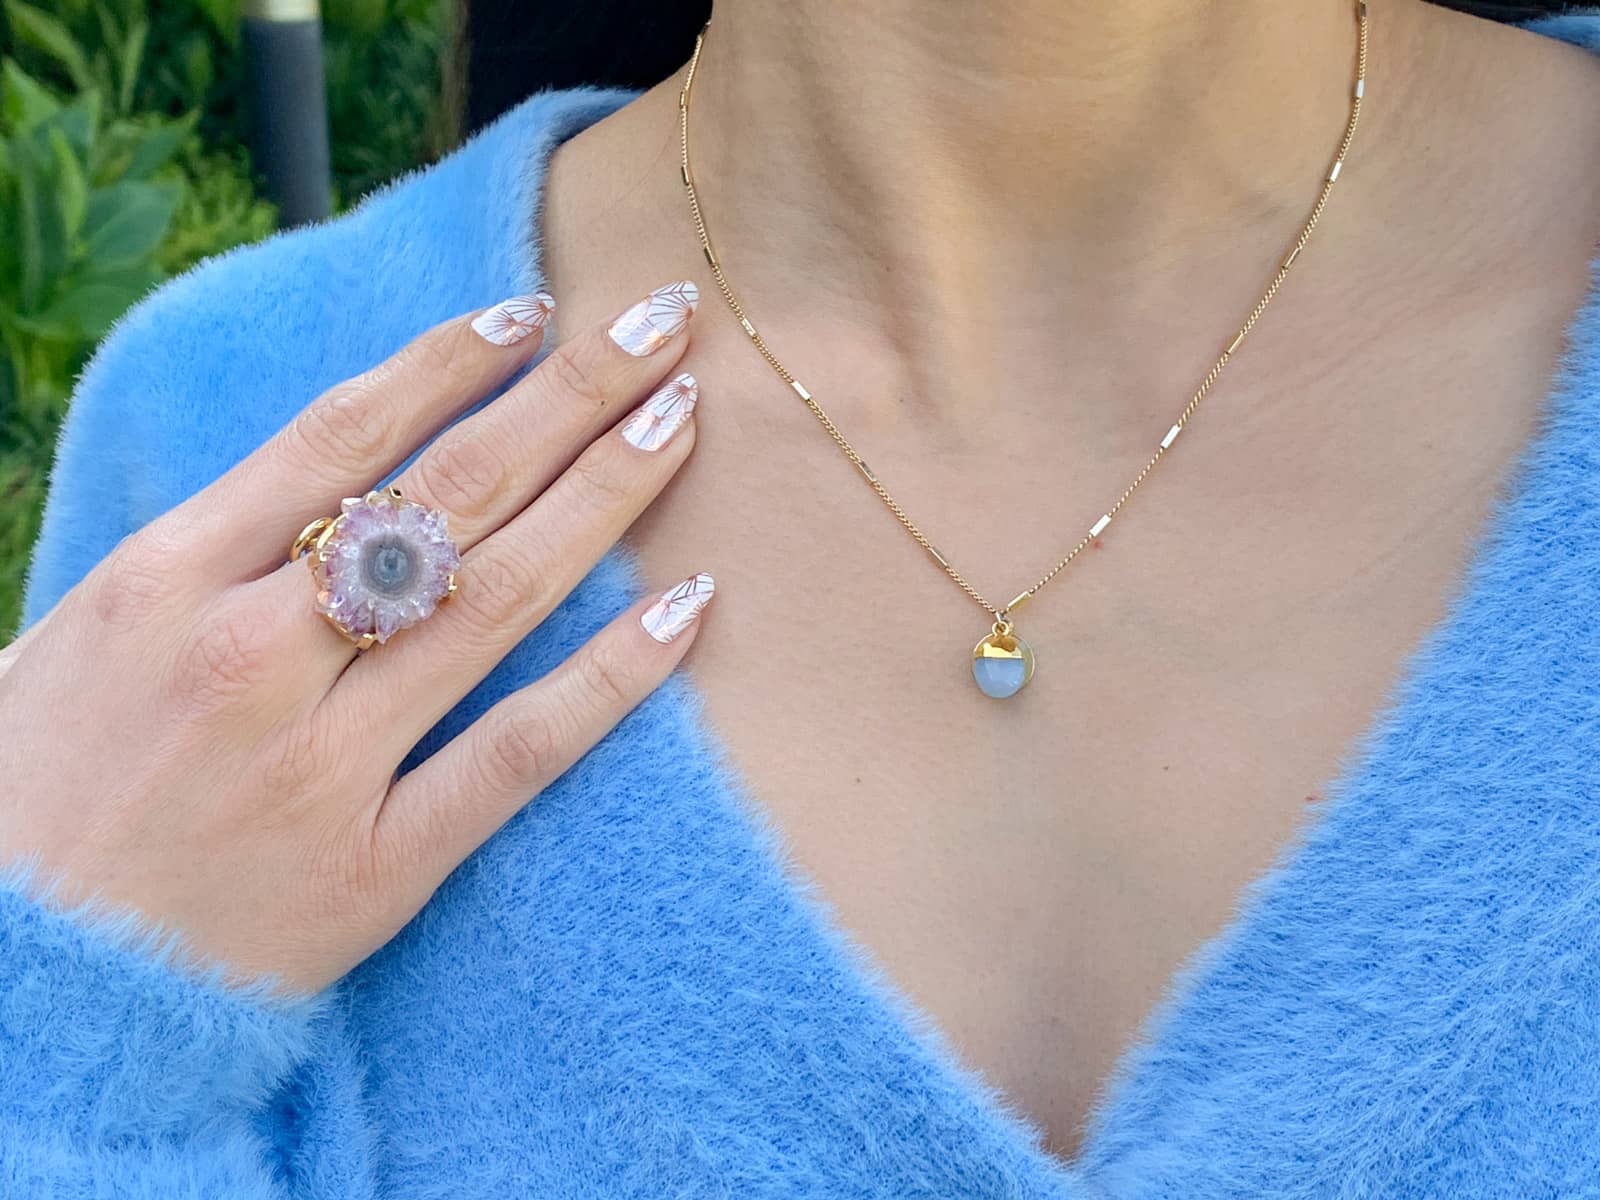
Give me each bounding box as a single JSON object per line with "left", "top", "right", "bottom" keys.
{"left": 0, "top": 282, "right": 712, "bottom": 993}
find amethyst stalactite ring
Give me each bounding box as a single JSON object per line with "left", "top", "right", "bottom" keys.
{"left": 289, "top": 487, "right": 461, "bottom": 650}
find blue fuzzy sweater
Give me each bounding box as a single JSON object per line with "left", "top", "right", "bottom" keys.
{"left": 10, "top": 13, "right": 1600, "bottom": 1198}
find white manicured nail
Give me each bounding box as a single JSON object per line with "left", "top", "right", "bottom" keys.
{"left": 608, "top": 281, "right": 699, "bottom": 356}
{"left": 471, "top": 292, "right": 555, "bottom": 345}
{"left": 640, "top": 572, "right": 715, "bottom": 644}
{"left": 621, "top": 373, "right": 698, "bottom": 451}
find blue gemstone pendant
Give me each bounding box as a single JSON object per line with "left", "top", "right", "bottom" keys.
{"left": 972, "top": 623, "right": 1036, "bottom": 699}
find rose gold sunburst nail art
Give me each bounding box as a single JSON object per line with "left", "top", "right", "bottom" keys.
{"left": 471, "top": 292, "right": 556, "bottom": 346}
{"left": 621, "top": 373, "right": 698, "bottom": 452}
{"left": 640, "top": 572, "right": 716, "bottom": 644}
{"left": 608, "top": 281, "right": 699, "bottom": 356}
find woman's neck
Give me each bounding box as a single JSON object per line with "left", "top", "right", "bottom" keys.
{"left": 544, "top": 0, "right": 1424, "bottom": 425}
{"left": 683, "top": 0, "right": 1382, "bottom": 297}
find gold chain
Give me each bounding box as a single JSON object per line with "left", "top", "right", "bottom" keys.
{"left": 678, "top": 3, "right": 1369, "bottom": 626}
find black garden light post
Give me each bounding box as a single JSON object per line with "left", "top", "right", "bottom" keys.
{"left": 243, "top": 0, "right": 333, "bottom": 227}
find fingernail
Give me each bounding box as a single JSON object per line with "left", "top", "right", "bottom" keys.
{"left": 621, "top": 373, "right": 698, "bottom": 452}
{"left": 609, "top": 281, "right": 699, "bottom": 356}
{"left": 640, "top": 572, "right": 716, "bottom": 644}
{"left": 471, "top": 292, "right": 556, "bottom": 345}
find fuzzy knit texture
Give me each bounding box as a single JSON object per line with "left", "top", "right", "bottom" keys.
{"left": 8, "top": 12, "right": 1600, "bottom": 1198}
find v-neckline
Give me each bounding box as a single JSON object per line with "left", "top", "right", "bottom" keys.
{"left": 503, "top": 17, "right": 1600, "bottom": 1184}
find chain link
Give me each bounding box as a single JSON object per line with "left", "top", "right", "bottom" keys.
{"left": 678, "top": 3, "right": 1369, "bottom": 622}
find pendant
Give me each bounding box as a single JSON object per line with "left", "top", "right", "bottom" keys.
{"left": 972, "top": 621, "right": 1036, "bottom": 699}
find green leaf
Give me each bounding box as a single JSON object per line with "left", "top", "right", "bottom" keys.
{"left": 324, "top": 0, "right": 388, "bottom": 37}
{"left": 0, "top": 344, "right": 17, "bottom": 416}
{"left": 190, "top": 0, "right": 240, "bottom": 47}
{"left": 16, "top": 262, "right": 161, "bottom": 339}
{"left": 15, "top": 281, "right": 136, "bottom": 340}
{"left": 1, "top": 59, "right": 62, "bottom": 132}
{"left": 83, "top": 178, "right": 179, "bottom": 265}
{"left": 6, "top": 131, "right": 72, "bottom": 313}
{"left": 50, "top": 88, "right": 100, "bottom": 161}
{"left": 178, "top": 33, "right": 214, "bottom": 99}
{"left": 75, "top": 262, "right": 165, "bottom": 293}
{"left": 121, "top": 111, "right": 193, "bottom": 179}
{"left": 115, "top": 17, "right": 147, "bottom": 115}
{"left": 52, "top": 0, "right": 93, "bottom": 29}
{"left": 91, "top": 2, "right": 122, "bottom": 56}
{"left": 10, "top": 136, "right": 47, "bottom": 312}
{"left": 3, "top": 0, "right": 94, "bottom": 91}
{"left": 46, "top": 127, "right": 86, "bottom": 239}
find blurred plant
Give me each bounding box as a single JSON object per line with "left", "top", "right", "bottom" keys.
{"left": 6, "top": 0, "right": 451, "bottom": 203}
{"left": 0, "top": 52, "right": 269, "bottom": 637}
{"left": 0, "top": 0, "right": 451, "bottom": 636}
{"left": 323, "top": 0, "right": 453, "bottom": 202}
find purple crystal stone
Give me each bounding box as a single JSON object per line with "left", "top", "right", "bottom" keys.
{"left": 314, "top": 492, "right": 460, "bottom": 643}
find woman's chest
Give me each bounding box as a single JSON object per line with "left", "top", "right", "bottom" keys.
{"left": 617, "top": 261, "right": 1587, "bottom": 1155}
{"left": 538, "top": 54, "right": 1600, "bottom": 1144}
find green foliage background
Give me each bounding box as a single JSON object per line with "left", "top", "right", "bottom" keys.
{"left": 0, "top": 0, "right": 453, "bottom": 637}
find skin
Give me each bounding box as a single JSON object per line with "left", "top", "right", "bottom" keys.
{"left": 3, "top": 0, "right": 1599, "bottom": 1168}
{"left": 540, "top": 0, "right": 1600, "bottom": 1159}
{"left": 0, "top": 296, "right": 713, "bottom": 990}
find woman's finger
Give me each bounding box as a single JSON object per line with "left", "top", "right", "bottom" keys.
{"left": 374, "top": 573, "right": 715, "bottom": 878}
{"left": 332, "top": 370, "right": 702, "bottom": 749}
{"left": 386, "top": 281, "right": 699, "bottom": 552}
{"left": 223, "top": 282, "right": 702, "bottom": 699}
{"left": 183, "top": 295, "right": 555, "bottom": 580}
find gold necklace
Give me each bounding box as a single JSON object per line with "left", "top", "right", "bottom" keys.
{"left": 677, "top": 3, "right": 1370, "bottom": 699}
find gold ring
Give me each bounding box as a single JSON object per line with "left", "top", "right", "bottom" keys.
{"left": 289, "top": 487, "right": 460, "bottom": 650}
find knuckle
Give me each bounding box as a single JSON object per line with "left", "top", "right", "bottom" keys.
{"left": 390, "top": 325, "right": 476, "bottom": 394}
{"left": 566, "top": 446, "right": 636, "bottom": 513}
{"left": 575, "top": 642, "right": 638, "bottom": 711}
{"left": 87, "top": 534, "right": 177, "bottom": 632}
{"left": 304, "top": 815, "right": 391, "bottom": 921}
{"left": 260, "top": 735, "right": 404, "bottom": 924}
{"left": 255, "top": 721, "right": 329, "bottom": 803}
{"left": 370, "top": 801, "right": 434, "bottom": 877}
{"left": 413, "top": 432, "right": 506, "bottom": 525}
{"left": 452, "top": 551, "right": 544, "bottom": 631}
{"left": 293, "top": 382, "right": 392, "bottom": 464}
{"left": 481, "top": 707, "right": 562, "bottom": 790}
{"left": 539, "top": 342, "right": 610, "bottom": 412}
{"left": 170, "top": 604, "right": 278, "bottom": 711}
